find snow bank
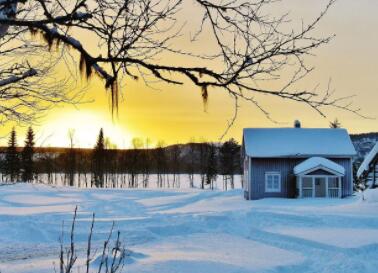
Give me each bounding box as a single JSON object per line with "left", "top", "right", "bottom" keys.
{"left": 362, "top": 188, "right": 378, "bottom": 203}
{"left": 125, "top": 233, "right": 304, "bottom": 273}
{"left": 268, "top": 227, "right": 378, "bottom": 248}
{"left": 1, "top": 184, "right": 378, "bottom": 273}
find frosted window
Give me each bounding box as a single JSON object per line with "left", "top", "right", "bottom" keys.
{"left": 265, "top": 173, "right": 281, "bottom": 192}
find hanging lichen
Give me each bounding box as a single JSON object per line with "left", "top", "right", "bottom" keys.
{"left": 27, "top": 26, "right": 118, "bottom": 116}
{"left": 201, "top": 85, "right": 208, "bottom": 111}
{"left": 105, "top": 77, "right": 119, "bottom": 117}
{"left": 79, "top": 53, "right": 93, "bottom": 80}
{"left": 29, "top": 27, "right": 61, "bottom": 51}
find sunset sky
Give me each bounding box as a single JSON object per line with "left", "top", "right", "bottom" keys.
{"left": 1, "top": 0, "right": 378, "bottom": 148}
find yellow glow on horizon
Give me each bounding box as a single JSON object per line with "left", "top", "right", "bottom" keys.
{"left": 0, "top": 0, "right": 377, "bottom": 148}
{"left": 39, "top": 110, "right": 132, "bottom": 148}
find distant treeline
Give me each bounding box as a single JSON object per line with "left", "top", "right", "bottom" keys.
{"left": 350, "top": 132, "right": 378, "bottom": 141}
{"left": 0, "top": 127, "right": 242, "bottom": 190}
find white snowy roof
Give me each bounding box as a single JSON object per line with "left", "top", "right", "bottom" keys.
{"left": 243, "top": 128, "right": 356, "bottom": 158}
{"left": 294, "top": 157, "right": 345, "bottom": 176}
{"left": 357, "top": 142, "right": 378, "bottom": 178}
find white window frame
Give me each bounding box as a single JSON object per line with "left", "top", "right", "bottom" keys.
{"left": 298, "top": 175, "right": 342, "bottom": 198}
{"left": 265, "top": 172, "right": 281, "bottom": 193}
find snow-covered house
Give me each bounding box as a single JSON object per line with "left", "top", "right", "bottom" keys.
{"left": 242, "top": 123, "right": 356, "bottom": 200}
{"left": 357, "top": 142, "right": 378, "bottom": 188}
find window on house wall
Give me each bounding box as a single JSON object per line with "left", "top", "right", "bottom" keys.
{"left": 265, "top": 172, "right": 281, "bottom": 192}
{"left": 301, "top": 177, "right": 313, "bottom": 198}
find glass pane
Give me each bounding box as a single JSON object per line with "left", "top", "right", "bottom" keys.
{"left": 267, "top": 176, "right": 273, "bottom": 189}
{"left": 302, "top": 177, "right": 312, "bottom": 188}
{"left": 274, "top": 175, "right": 279, "bottom": 189}
{"left": 328, "top": 177, "right": 338, "bottom": 188}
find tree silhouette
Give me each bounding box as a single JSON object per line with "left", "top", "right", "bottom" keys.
{"left": 187, "top": 139, "right": 197, "bottom": 188}
{"left": 220, "top": 138, "right": 240, "bottom": 190}
{"left": 206, "top": 143, "right": 218, "bottom": 190}
{"left": 92, "top": 128, "right": 105, "bottom": 187}
{"left": 22, "top": 127, "right": 35, "bottom": 182}
{"left": 5, "top": 127, "right": 19, "bottom": 182}
{"left": 154, "top": 141, "right": 167, "bottom": 188}
{"left": 0, "top": 0, "right": 363, "bottom": 131}
{"left": 170, "top": 144, "right": 181, "bottom": 188}
{"left": 330, "top": 118, "right": 342, "bottom": 128}
{"left": 199, "top": 141, "right": 208, "bottom": 189}
{"left": 66, "top": 129, "right": 76, "bottom": 186}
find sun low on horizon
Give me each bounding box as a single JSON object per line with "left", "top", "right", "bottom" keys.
{"left": 40, "top": 110, "right": 133, "bottom": 148}
{"left": 0, "top": 0, "right": 377, "bottom": 148}
{"left": 2, "top": 1, "right": 378, "bottom": 273}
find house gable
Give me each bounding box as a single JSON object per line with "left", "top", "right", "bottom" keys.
{"left": 306, "top": 169, "right": 337, "bottom": 176}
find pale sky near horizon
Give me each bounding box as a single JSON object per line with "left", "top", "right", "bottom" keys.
{"left": 1, "top": 0, "right": 378, "bottom": 148}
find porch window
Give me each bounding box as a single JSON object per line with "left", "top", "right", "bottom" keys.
{"left": 328, "top": 177, "right": 339, "bottom": 198}
{"left": 298, "top": 176, "right": 341, "bottom": 198}
{"left": 301, "top": 177, "right": 313, "bottom": 198}
{"left": 265, "top": 172, "right": 281, "bottom": 192}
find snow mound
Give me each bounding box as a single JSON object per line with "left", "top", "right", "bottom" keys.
{"left": 362, "top": 188, "right": 378, "bottom": 203}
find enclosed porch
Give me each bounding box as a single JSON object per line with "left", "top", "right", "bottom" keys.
{"left": 294, "top": 157, "right": 345, "bottom": 198}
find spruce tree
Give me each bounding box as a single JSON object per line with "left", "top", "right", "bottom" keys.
{"left": 220, "top": 138, "right": 240, "bottom": 189}
{"left": 187, "top": 139, "right": 197, "bottom": 188}
{"left": 92, "top": 128, "right": 105, "bottom": 187}
{"left": 5, "top": 128, "right": 20, "bottom": 182}
{"left": 199, "top": 141, "right": 208, "bottom": 189}
{"left": 330, "top": 118, "right": 341, "bottom": 128}
{"left": 22, "top": 127, "right": 35, "bottom": 182}
{"left": 66, "top": 129, "right": 76, "bottom": 186}
{"left": 205, "top": 143, "right": 218, "bottom": 190}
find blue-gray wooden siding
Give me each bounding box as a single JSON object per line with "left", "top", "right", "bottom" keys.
{"left": 246, "top": 157, "right": 353, "bottom": 200}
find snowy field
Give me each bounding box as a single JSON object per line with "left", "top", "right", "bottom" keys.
{"left": 1, "top": 184, "right": 378, "bottom": 273}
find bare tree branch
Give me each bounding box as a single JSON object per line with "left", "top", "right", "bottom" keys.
{"left": 0, "top": 0, "right": 364, "bottom": 133}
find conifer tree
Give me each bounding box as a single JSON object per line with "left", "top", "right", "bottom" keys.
{"left": 198, "top": 141, "right": 208, "bottom": 189}
{"left": 330, "top": 118, "right": 342, "bottom": 128}
{"left": 205, "top": 143, "right": 218, "bottom": 190}
{"left": 220, "top": 138, "right": 240, "bottom": 190}
{"left": 5, "top": 127, "right": 20, "bottom": 182}
{"left": 187, "top": 138, "right": 197, "bottom": 188}
{"left": 22, "top": 127, "right": 35, "bottom": 182}
{"left": 92, "top": 128, "right": 105, "bottom": 187}
{"left": 66, "top": 129, "right": 76, "bottom": 186}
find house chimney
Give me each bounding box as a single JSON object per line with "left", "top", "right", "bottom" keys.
{"left": 294, "top": 120, "right": 301, "bottom": 128}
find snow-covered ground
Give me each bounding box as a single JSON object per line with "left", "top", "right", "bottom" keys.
{"left": 1, "top": 184, "right": 378, "bottom": 273}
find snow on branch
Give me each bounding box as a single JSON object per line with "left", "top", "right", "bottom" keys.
{"left": 0, "top": 67, "right": 36, "bottom": 87}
